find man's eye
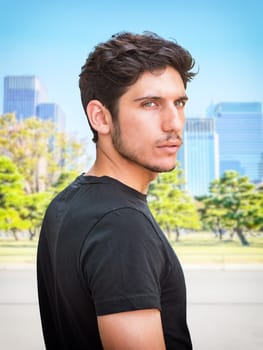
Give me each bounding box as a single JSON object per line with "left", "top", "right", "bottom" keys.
{"left": 175, "top": 100, "right": 186, "bottom": 108}
{"left": 142, "top": 101, "right": 157, "bottom": 108}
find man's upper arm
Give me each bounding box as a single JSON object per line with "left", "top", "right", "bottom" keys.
{"left": 97, "top": 309, "right": 166, "bottom": 350}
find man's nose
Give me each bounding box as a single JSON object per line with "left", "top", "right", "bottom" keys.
{"left": 161, "top": 105, "right": 185, "bottom": 133}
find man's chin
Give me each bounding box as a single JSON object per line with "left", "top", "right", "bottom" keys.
{"left": 159, "top": 166, "right": 177, "bottom": 173}
{"left": 145, "top": 164, "right": 177, "bottom": 173}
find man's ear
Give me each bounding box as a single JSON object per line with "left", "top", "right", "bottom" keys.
{"left": 86, "top": 100, "right": 111, "bottom": 136}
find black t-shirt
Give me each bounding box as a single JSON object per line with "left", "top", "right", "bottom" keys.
{"left": 37, "top": 175, "right": 192, "bottom": 349}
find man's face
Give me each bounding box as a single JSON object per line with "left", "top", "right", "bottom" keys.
{"left": 111, "top": 66, "right": 187, "bottom": 174}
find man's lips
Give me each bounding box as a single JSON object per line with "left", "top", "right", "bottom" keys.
{"left": 157, "top": 139, "right": 183, "bottom": 148}
{"left": 158, "top": 141, "right": 182, "bottom": 147}
{"left": 157, "top": 141, "right": 182, "bottom": 154}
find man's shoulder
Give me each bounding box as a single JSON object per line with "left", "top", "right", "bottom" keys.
{"left": 87, "top": 207, "right": 160, "bottom": 248}
{"left": 44, "top": 176, "right": 149, "bottom": 234}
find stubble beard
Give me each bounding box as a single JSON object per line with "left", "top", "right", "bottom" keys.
{"left": 111, "top": 122, "right": 178, "bottom": 174}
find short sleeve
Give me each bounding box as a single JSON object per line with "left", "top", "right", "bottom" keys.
{"left": 80, "top": 208, "right": 167, "bottom": 316}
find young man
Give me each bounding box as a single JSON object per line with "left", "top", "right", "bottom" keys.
{"left": 37, "top": 32, "right": 196, "bottom": 349}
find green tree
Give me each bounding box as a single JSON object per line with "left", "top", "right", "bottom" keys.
{"left": 0, "top": 113, "right": 87, "bottom": 193}
{"left": 22, "top": 191, "right": 52, "bottom": 240}
{"left": 196, "top": 195, "right": 228, "bottom": 240}
{"left": 50, "top": 170, "right": 79, "bottom": 196}
{"left": 250, "top": 184, "right": 263, "bottom": 233}
{"left": 0, "top": 156, "right": 29, "bottom": 239}
{"left": 149, "top": 168, "right": 200, "bottom": 241}
{"left": 200, "top": 170, "right": 260, "bottom": 246}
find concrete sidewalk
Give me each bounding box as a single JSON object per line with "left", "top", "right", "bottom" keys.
{"left": 0, "top": 265, "right": 262, "bottom": 349}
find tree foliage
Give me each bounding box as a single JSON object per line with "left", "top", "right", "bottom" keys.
{"left": 50, "top": 170, "right": 79, "bottom": 197}
{"left": 198, "top": 170, "right": 263, "bottom": 245}
{"left": 149, "top": 168, "right": 200, "bottom": 241}
{"left": 0, "top": 156, "right": 29, "bottom": 239}
{"left": 22, "top": 191, "right": 52, "bottom": 240}
{"left": 0, "top": 113, "right": 88, "bottom": 239}
{"left": 0, "top": 113, "right": 87, "bottom": 193}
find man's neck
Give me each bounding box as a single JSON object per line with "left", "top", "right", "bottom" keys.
{"left": 86, "top": 147, "right": 157, "bottom": 194}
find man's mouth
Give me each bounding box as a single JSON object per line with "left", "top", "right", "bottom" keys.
{"left": 157, "top": 141, "right": 182, "bottom": 154}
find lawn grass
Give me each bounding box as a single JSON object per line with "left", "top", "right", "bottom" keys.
{"left": 172, "top": 232, "right": 263, "bottom": 264}
{"left": 0, "top": 239, "right": 38, "bottom": 264}
{"left": 0, "top": 232, "right": 262, "bottom": 265}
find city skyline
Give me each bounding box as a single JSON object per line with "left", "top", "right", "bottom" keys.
{"left": 3, "top": 74, "right": 262, "bottom": 196}
{"left": 1, "top": 0, "right": 262, "bottom": 143}
{"left": 178, "top": 118, "right": 219, "bottom": 196}
{"left": 3, "top": 75, "right": 48, "bottom": 119}
{"left": 3, "top": 75, "right": 66, "bottom": 132}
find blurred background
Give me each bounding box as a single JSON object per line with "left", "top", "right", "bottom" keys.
{"left": 0, "top": 0, "right": 263, "bottom": 349}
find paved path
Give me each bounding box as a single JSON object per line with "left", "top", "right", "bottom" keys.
{"left": 0, "top": 265, "right": 263, "bottom": 349}
{"left": 184, "top": 266, "right": 263, "bottom": 350}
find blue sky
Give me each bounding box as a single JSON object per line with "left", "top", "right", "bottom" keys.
{"left": 1, "top": 0, "right": 263, "bottom": 143}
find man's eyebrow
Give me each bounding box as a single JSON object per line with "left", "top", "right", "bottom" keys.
{"left": 133, "top": 95, "right": 162, "bottom": 102}
{"left": 133, "top": 95, "right": 189, "bottom": 102}
{"left": 177, "top": 95, "right": 189, "bottom": 101}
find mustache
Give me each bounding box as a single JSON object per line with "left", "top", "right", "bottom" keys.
{"left": 160, "top": 134, "right": 183, "bottom": 145}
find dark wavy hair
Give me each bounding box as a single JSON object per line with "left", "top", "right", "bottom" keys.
{"left": 79, "top": 31, "right": 196, "bottom": 142}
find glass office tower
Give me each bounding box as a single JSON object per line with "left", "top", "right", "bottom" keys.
{"left": 36, "top": 103, "right": 66, "bottom": 132}
{"left": 3, "top": 75, "right": 48, "bottom": 120}
{"left": 178, "top": 118, "right": 219, "bottom": 197}
{"left": 212, "top": 102, "right": 263, "bottom": 183}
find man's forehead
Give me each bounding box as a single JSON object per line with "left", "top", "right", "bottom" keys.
{"left": 124, "top": 67, "right": 186, "bottom": 98}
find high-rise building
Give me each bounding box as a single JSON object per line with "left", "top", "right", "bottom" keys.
{"left": 211, "top": 102, "right": 263, "bottom": 183}
{"left": 178, "top": 118, "right": 219, "bottom": 196}
{"left": 36, "top": 103, "right": 66, "bottom": 132}
{"left": 3, "top": 75, "right": 48, "bottom": 120}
